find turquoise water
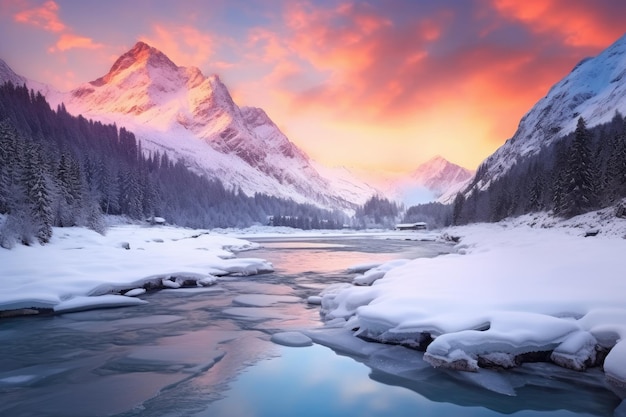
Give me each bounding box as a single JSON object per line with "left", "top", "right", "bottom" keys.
{"left": 198, "top": 344, "right": 609, "bottom": 417}
{"left": 0, "top": 236, "right": 622, "bottom": 416}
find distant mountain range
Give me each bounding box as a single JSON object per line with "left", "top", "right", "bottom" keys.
{"left": 381, "top": 156, "right": 473, "bottom": 206}
{"left": 0, "top": 42, "right": 494, "bottom": 211}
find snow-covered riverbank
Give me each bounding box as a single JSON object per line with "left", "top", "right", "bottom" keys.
{"left": 317, "top": 210, "right": 626, "bottom": 398}
{"left": 3, "top": 210, "right": 626, "bottom": 400}
{"left": 0, "top": 224, "right": 272, "bottom": 315}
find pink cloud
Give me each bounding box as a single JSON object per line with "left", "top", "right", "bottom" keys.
{"left": 12, "top": 0, "right": 110, "bottom": 55}
{"left": 263, "top": 0, "right": 624, "bottom": 129}
{"left": 493, "top": 0, "right": 626, "bottom": 48}
{"left": 49, "top": 33, "right": 103, "bottom": 52}
{"left": 239, "top": 1, "right": 626, "bottom": 170}
{"left": 13, "top": 0, "right": 65, "bottom": 32}
{"left": 139, "top": 24, "right": 218, "bottom": 69}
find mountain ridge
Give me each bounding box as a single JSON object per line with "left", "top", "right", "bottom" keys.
{"left": 468, "top": 32, "right": 626, "bottom": 194}
{"left": 0, "top": 42, "right": 378, "bottom": 211}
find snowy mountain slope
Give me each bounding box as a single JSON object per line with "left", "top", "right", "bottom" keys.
{"left": 0, "top": 59, "right": 26, "bottom": 86}
{"left": 0, "top": 43, "right": 376, "bottom": 209}
{"left": 471, "top": 33, "right": 626, "bottom": 192}
{"left": 408, "top": 156, "right": 474, "bottom": 196}
{"left": 311, "top": 162, "right": 381, "bottom": 208}
{"left": 384, "top": 156, "right": 473, "bottom": 205}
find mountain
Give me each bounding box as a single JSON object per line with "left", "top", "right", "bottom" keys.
{"left": 469, "top": 33, "right": 626, "bottom": 193}
{"left": 407, "top": 156, "right": 474, "bottom": 200}
{"left": 385, "top": 156, "right": 473, "bottom": 205}
{"left": 0, "top": 59, "right": 25, "bottom": 86}
{"left": 1, "top": 42, "right": 377, "bottom": 210}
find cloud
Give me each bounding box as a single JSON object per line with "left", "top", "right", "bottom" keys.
{"left": 273, "top": 2, "right": 621, "bottom": 123}
{"left": 236, "top": 0, "right": 626, "bottom": 171}
{"left": 12, "top": 0, "right": 107, "bottom": 54}
{"left": 139, "top": 24, "right": 217, "bottom": 69}
{"left": 13, "top": 0, "right": 65, "bottom": 32}
{"left": 492, "top": 0, "right": 626, "bottom": 48}
{"left": 275, "top": 1, "right": 459, "bottom": 119}
{"left": 49, "top": 33, "right": 103, "bottom": 52}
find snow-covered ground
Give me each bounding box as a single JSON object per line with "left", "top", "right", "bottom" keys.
{"left": 0, "top": 224, "right": 272, "bottom": 315}
{"left": 315, "top": 208, "right": 626, "bottom": 398}
{"left": 3, "top": 209, "right": 626, "bottom": 399}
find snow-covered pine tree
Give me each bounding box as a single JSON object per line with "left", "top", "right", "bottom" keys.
{"left": 23, "top": 143, "right": 53, "bottom": 243}
{"left": 604, "top": 126, "right": 626, "bottom": 204}
{"left": 452, "top": 192, "right": 465, "bottom": 225}
{"left": 560, "top": 117, "right": 597, "bottom": 217}
{"left": 118, "top": 169, "right": 143, "bottom": 219}
{"left": 0, "top": 120, "right": 16, "bottom": 213}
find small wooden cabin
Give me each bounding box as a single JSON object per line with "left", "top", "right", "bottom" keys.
{"left": 395, "top": 222, "right": 427, "bottom": 231}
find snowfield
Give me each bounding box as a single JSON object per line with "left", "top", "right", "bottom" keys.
{"left": 0, "top": 224, "right": 272, "bottom": 315}
{"left": 318, "top": 210, "right": 626, "bottom": 397}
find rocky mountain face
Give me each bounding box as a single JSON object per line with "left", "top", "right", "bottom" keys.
{"left": 469, "top": 33, "right": 626, "bottom": 193}
{"left": 1, "top": 42, "right": 377, "bottom": 210}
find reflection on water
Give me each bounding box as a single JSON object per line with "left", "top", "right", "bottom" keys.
{"left": 0, "top": 236, "right": 621, "bottom": 417}
{"left": 252, "top": 236, "right": 452, "bottom": 275}
{"left": 195, "top": 345, "right": 616, "bottom": 417}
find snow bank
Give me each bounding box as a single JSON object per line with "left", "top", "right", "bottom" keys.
{"left": 53, "top": 295, "right": 148, "bottom": 313}
{"left": 318, "top": 220, "right": 626, "bottom": 395}
{"left": 0, "top": 224, "right": 272, "bottom": 314}
{"left": 270, "top": 331, "right": 313, "bottom": 347}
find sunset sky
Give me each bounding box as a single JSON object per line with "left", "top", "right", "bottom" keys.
{"left": 1, "top": 0, "right": 626, "bottom": 178}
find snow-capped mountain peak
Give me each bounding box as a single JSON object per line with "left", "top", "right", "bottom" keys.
{"left": 90, "top": 41, "right": 178, "bottom": 88}
{"left": 408, "top": 156, "right": 472, "bottom": 191}
{"left": 43, "top": 42, "right": 377, "bottom": 209}
{"left": 383, "top": 156, "right": 474, "bottom": 205}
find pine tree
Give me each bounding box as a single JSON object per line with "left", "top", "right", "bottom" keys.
{"left": 561, "top": 117, "right": 597, "bottom": 217}
{"left": 528, "top": 175, "right": 545, "bottom": 212}
{"left": 23, "top": 144, "right": 53, "bottom": 243}
{"left": 604, "top": 128, "right": 626, "bottom": 204}
{"left": 452, "top": 193, "right": 465, "bottom": 225}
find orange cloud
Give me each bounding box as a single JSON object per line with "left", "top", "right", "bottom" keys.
{"left": 246, "top": 27, "right": 289, "bottom": 62}
{"left": 13, "top": 0, "right": 65, "bottom": 32}
{"left": 284, "top": 1, "right": 391, "bottom": 74}
{"left": 50, "top": 33, "right": 103, "bottom": 52}
{"left": 493, "top": 0, "right": 626, "bottom": 48}
{"left": 139, "top": 24, "right": 217, "bottom": 69}
{"left": 12, "top": 0, "right": 109, "bottom": 55}
{"left": 237, "top": 1, "right": 626, "bottom": 173}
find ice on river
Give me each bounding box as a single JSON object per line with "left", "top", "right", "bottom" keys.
{"left": 0, "top": 224, "right": 272, "bottom": 314}
{"left": 318, "top": 219, "right": 626, "bottom": 396}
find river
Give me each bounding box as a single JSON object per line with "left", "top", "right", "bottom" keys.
{"left": 0, "top": 235, "right": 621, "bottom": 416}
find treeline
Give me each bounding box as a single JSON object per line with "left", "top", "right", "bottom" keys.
{"left": 269, "top": 213, "right": 346, "bottom": 229}
{"left": 0, "top": 82, "right": 347, "bottom": 247}
{"left": 453, "top": 114, "right": 626, "bottom": 224}
{"left": 354, "top": 195, "right": 401, "bottom": 228}
{"left": 402, "top": 202, "right": 452, "bottom": 228}
{"left": 352, "top": 196, "right": 454, "bottom": 230}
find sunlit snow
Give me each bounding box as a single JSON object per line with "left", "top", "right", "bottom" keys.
{"left": 0, "top": 223, "right": 272, "bottom": 313}
{"left": 318, "top": 210, "right": 626, "bottom": 396}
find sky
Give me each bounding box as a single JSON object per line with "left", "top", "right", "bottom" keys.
{"left": 1, "top": 0, "right": 626, "bottom": 179}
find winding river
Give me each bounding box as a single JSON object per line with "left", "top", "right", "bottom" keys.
{"left": 0, "top": 235, "right": 621, "bottom": 417}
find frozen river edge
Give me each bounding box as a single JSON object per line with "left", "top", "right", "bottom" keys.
{"left": 0, "top": 224, "right": 274, "bottom": 317}
{"left": 309, "top": 210, "right": 626, "bottom": 402}
{"left": 1, "top": 213, "right": 626, "bottom": 405}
